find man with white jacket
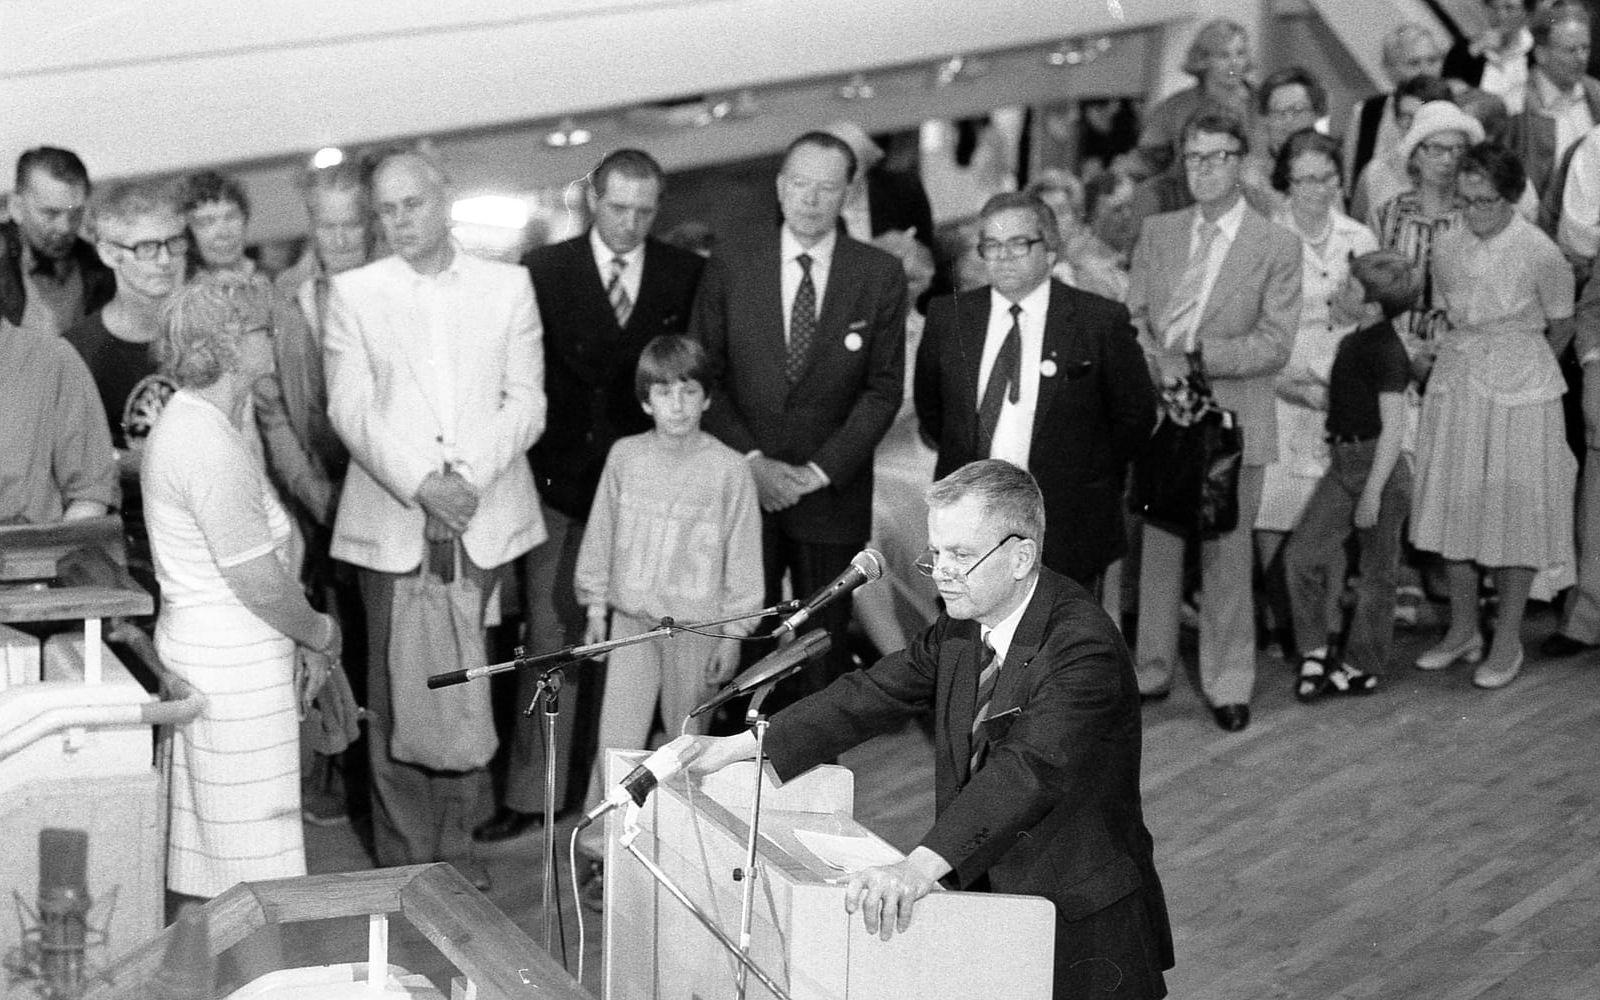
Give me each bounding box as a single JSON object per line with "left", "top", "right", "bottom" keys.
{"left": 325, "top": 150, "right": 545, "bottom": 889}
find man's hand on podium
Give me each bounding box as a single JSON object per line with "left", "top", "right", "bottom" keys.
{"left": 845, "top": 846, "right": 952, "bottom": 941}
{"left": 680, "top": 731, "right": 760, "bottom": 776}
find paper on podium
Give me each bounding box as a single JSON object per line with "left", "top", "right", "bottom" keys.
{"left": 793, "top": 828, "right": 904, "bottom": 877}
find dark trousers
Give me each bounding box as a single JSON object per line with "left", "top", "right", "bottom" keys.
{"left": 1285, "top": 440, "right": 1412, "bottom": 674}
{"left": 359, "top": 560, "right": 496, "bottom": 867}
{"left": 761, "top": 518, "right": 861, "bottom": 709}
{"left": 504, "top": 503, "right": 592, "bottom": 815}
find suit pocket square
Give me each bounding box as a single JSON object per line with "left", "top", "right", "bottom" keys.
{"left": 978, "top": 706, "right": 1022, "bottom": 741}
{"left": 1062, "top": 359, "right": 1094, "bottom": 380}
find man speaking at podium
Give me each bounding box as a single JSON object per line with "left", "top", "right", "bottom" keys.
{"left": 686, "top": 459, "right": 1173, "bottom": 999}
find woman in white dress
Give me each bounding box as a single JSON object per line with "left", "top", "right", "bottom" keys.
{"left": 143, "top": 280, "right": 341, "bottom": 899}
{"left": 1256, "top": 130, "right": 1379, "bottom": 651}
{"left": 1410, "top": 143, "right": 1577, "bottom": 688}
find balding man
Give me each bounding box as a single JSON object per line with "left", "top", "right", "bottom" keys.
{"left": 324, "top": 150, "right": 546, "bottom": 890}
{"left": 1342, "top": 23, "right": 1446, "bottom": 196}
{"left": 1, "top": 147, "right": 114, "bottom": 337}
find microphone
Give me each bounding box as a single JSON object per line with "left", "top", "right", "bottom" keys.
{"left": 773, "top": 549, "right": 884, "bottom": 636}
{"left": 577, "top": 734, "right": 697, "bottom": 829}
{"left": 37, "top": 828, "right": 90, "bottom": 994}
{"left": 689, "top": 629, "right": 831, "bottom": 719}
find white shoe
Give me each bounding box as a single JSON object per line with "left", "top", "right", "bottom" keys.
{"left": 1472, "top": 649, "right": 1525, "bottom": 689}
{"left": 1415, "top": 633, "right": 1483, "bottom": 671}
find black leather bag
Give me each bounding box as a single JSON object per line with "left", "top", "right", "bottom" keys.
{"left": 1131, "top": 353, "right": 1242, "bottom": 539}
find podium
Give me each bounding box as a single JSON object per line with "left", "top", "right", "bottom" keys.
{"left": 599, "top": 751, "right": 1055, "bottom": 999}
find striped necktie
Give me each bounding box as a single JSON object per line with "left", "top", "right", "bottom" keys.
{"left": 606, "top": 255, "right": 632, "bottom": 327}
{"left": 969, "top": 634, "right": 999, "bottom": 772}
{"left": 787, "top": 253, "right": 816, "bottom": 383}
{"left": 1161, "top": 219, "right": 1221, "bottom": 351}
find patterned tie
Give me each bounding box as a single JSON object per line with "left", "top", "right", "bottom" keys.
{"left": 787, "top": 253, "right": 816, "bottom": 383}
{"left": 969, "top": 635, "right": 1000, "bottom": 772}
{"left": 976, "top": 304, "right": 1023, "bottom": 454}
{"left": 606, "top": 255, "right": 632, "bottom": 328}
{"left": 1161, "top": 220, "right": 1221, "bottom": 351}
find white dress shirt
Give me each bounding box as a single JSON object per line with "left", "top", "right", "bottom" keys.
{"left": 779, "top": 226, "right": 836, "bottom": 346}
{"left": 589, "top": 226, "right": 645, "bottom": 305}
{"left": 978, "top": 281, "right": 1051, "bottom": 469}
{"left": 983, "top": 576, "right": 1040, "bottom": 667}
{"left": 1559, "top": 124, "right": 1600, "bottom": 260}
{"left": 1479, "top": 28, "right": 1534, "bottom": 116}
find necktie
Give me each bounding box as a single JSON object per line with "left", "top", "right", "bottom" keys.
{"left": 606, "top": 255, "right": 632, "bottom": 328}
{"left": 976, "top": 304, "right": 1023, "bottom": 454}
{"left": 969, "top": 635, "right": 1000, "bottom": 772}
{"left": 787, "top": 253, "right": 816, "bottom": 383}
{"left": 1161, "top": 220, "right": 1221, "bottom": 351}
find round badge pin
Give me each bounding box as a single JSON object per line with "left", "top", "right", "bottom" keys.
{"left": 1039, "top": 358, "right": 1058, "bottom": 378}
{"left": 844, "top": 332, "right": 864, "bottom": 352}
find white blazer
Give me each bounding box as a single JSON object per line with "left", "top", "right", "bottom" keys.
{"left": 325, "top": 251, "right": 546, "bottom": 573}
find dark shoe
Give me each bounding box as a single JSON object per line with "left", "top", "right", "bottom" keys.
{"left": 472, "top": 807, "right": 543, "bottom": 843}
{"left": 1539, "top": 632, "right": 1599, "bottom": 658}
{"left": 1138, "top": 687, "right": 1170, "bottom": 703}
{"left": 579, "top": 859, "right": 604, "bottom": 912}
{"left": 1211, "top": 704, "right": 1250, "bottom": 732}
{"left": 1295, "top": 655, "right": 1328, "bottom": 703}
{"left": 1325, "top": 662, "right": 1379, "bottom": 696}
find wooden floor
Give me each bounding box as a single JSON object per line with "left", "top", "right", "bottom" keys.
{"left": 302, "top": 601, "right": 1600, "bottom": 999}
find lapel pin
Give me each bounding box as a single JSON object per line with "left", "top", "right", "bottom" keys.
{"left": 844, "top": 332, "right": 864, "bottom": 352}
{"left": 1039, "top": 358, "right": 1058, "bottom": 378}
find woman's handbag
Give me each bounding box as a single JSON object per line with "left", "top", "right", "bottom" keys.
{"left": 388, "top": 544, "right": 498, "bottom": 771}
{"left": 1131, "top": 351, "right": 1243, "bottom": 539}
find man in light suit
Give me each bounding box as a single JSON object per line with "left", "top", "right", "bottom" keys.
{"left": 1127, "top": 111, "right": 1302, "bottom": 732}
{"left": 472, "top": 149, "right": 705, "bottom": 843}
{"left": 325, "top": 151, "right": 546, "bottom": 887}
{"left": 915, "top": 191, "right": 1154, "bottom": 592}
{"left": 691, "top": 130, "right": 906, "bottom": 700}
{"left": 685, "top": 460, "right": 1174, "bottom": 1000}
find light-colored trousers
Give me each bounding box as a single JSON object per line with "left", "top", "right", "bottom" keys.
{"left": 1134, "top": 465, "right": 1265, "bottom": 706}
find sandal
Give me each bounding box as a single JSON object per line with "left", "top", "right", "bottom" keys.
{"left": 1325, "top": 662, "right": 1379, "bottom": 695}
{"left": 1295, "top": 654, "right": 1328, "bottom": 702}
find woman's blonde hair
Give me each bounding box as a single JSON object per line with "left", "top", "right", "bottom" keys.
{"left": 158, "top": 275, "right": 273, "bottom": 389}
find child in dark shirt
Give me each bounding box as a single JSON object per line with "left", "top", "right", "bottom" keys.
{"left": 1284, "top": 250, "right": 1420, "bottom": 700}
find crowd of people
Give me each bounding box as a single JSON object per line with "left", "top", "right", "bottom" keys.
{"left": 7, "top": 5, "right": 1600, "bottom": 996}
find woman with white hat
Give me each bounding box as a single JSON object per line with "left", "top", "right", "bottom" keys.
{"left": 1371, "top": 101, "right": 1486, "bottom": 348}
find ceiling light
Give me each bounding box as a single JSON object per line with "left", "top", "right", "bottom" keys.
{"left": 544, "top": 117, "right": 592, "bottom": 148}
{"left": 451, "top": 195, "right": 531, "bottom": 230}
{"left": 311, "top": 146, "right": 344, "bottom": 169}
{"left": 838, "top": 73, "right": 876, "bottom": 101}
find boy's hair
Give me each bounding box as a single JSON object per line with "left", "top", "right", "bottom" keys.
{"left": 1350, "top": 249, "right": 1422, "bottom": 316}
{"left": 635, "top": 334, "right": 711, "bottom": 402}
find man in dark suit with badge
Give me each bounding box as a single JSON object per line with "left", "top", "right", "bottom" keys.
{"left": 691, "top": 130, "right": 907, "bottom": 697}
{"left": 686, "top": 460, "right": 1174, "bottom": 1000}
{"left": 475, "top": 148, "right": 705, "bottom": 842}
{"left": 915, "top": 191, "right": 1154, "bottom": 594}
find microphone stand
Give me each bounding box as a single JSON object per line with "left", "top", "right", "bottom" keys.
{"left": 735, "top": 681, "right": 779, "bottom": 1000}
{"left": 462, "top": 600, "right": 800, "bottom": 962}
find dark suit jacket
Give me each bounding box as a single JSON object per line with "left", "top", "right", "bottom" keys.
{"left": 522, "top": 234, "right": 704, "bottom": 520}
{"left": 914, "top": 280, "right": 1155, "bottom": 583}
{"left": 1503, "top": 72, "right": 1600, "bottom": 206}
{"left": 0, "top": 220, "right": 114, "bottom": 329}
{"left": 866, "top": 167, "right": 935, "bottom": 249}
{"left": 690, "top": 226, "right": 906, "bottom": 545}
{"left": 765, "top": 568, "right": 1173, "bottom": 981}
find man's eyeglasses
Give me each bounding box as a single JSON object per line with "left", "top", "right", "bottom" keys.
{"left": 1181, "top": 149, "right": 1242, "bottom": 170}
{"left": 976, "top": 236, "right": 1047, "bottom": 261}
{"left": 1289, "top": 170, "right": 1341, "bottom": 189}
{"left": 914, "top": 533, "right": 1025, "bottom": 582}
{"left": 1460, "top": 193, "right": 1504, "bottom": 210}
{"left": 1416, "top": 140, "right": 1466, "bottom": 158}
{"left": 105, "top": 235, "right": 190, "bottom": 262}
